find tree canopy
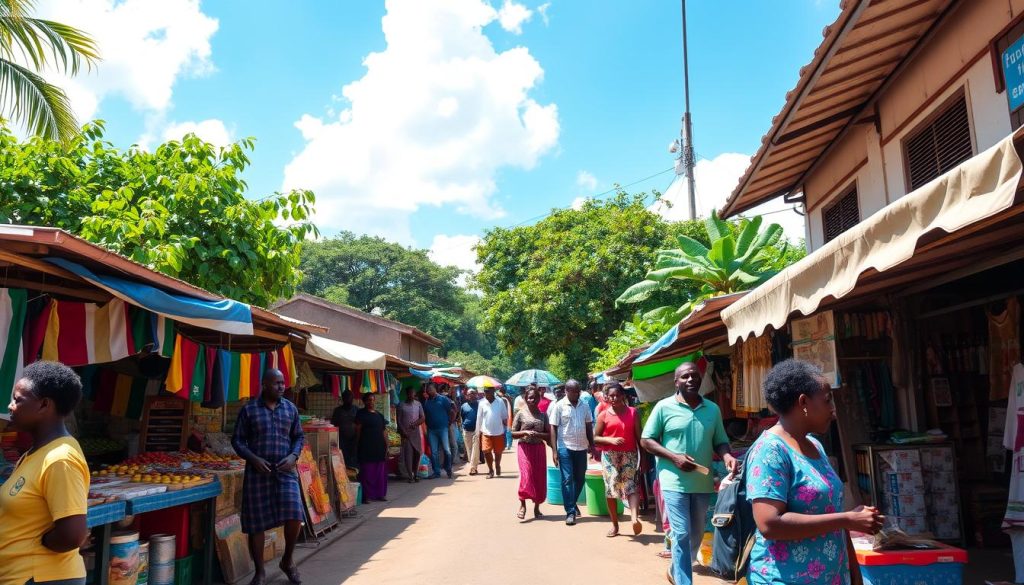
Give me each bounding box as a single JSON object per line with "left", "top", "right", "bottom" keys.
{"left": 474, "top": 192, "right": 671, "bottom": 379}
{"left": 0, "top": 122, "right": 317, "bottom": 306}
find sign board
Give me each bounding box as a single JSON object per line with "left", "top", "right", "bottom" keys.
{"left": 1003, "top": 34, "right": 1024, "bottom": 112}
{"left": 791, "top": 310, "right": 840, "bottom": 388}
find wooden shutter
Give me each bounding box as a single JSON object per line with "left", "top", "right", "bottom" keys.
{"left": 904, "top": 94, "right": 973, "bottom": 191}
{"left": 823, "top": 188, "right": 859, "bottom": 243}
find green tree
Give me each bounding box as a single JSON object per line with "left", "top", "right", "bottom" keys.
{"left": 475, "top": 192, "right": 670, "bottom": 379}
{"left": 0, "top": 122, "right": 318, "bottom": 306}
{"left": 0, "top": 0, "right": 99, "bottom": 141}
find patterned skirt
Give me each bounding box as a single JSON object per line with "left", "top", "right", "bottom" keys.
{"left": 240, "top": 468, "right": 305, "bottom": 534}
{"left": 517, "top": 441, "right": 547, "bottom": 502}
{"left": 601, "top": 451, "right": 639, "bottom": 500}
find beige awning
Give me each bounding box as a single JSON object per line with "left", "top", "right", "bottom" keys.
{"left": 305, "top": 334, "right": 390, "bottom": 371}
{"left": 722, "top": 128, "right": 1024, "bottom": 343}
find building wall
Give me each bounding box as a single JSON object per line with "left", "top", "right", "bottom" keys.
{"left": 803, "top": 0, "right": 1023, "bottom": 251}
{"left": 274, "top": 300, "right": 404, "bottom": 356}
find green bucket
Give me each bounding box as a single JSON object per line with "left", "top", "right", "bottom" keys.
{"left": 584, "top": 469, "right": 624, "bottom": 516}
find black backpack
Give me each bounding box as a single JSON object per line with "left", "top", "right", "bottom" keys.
{"left": 709, "top": 455, "right": 756, "bottom": 581}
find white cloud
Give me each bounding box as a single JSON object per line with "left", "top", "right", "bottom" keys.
{"left": 429, "top": 234, "right": 482, "bottom": 288}
{"left": 570, "top": 196, "right": 589, "bottom": 210}
{"left": 35, "top": 0, "right": 218, "bottom": 120}
{"left": 537, "top": 3, "right": 551, "bottom": 26}
{"left": 652, "top": 152, "right": 806, "bottom": 241}
{"left": 497, "top": 0, "right": 533, "bottom": 34}
{"left": 161, "top": 119, "right": 234, "bottom": 147}
{"left": 576, "top": 170, "right": 598, "bottom": 192}
{"left": 283, "top": 0, "right": 559, "bottom": 243}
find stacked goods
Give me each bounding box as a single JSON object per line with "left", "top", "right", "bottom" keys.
{"left": 921, "top": 447, "right": 959, "bottom": 539}
{"left": 877, "top": 450, "right": 928, "bottom": 535}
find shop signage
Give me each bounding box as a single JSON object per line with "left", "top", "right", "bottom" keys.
{"left": 1003, "top": 34, "right": 1024, "bottom": 112}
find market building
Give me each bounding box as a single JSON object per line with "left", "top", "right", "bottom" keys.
{"left": 0, "top": 225, "right": 437, "bottom": 584}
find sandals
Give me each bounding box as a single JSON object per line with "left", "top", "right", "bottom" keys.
{"left": 533, "top": 507, "right": 543, "bottom": 519}
{"left": 516, "top": 506, "right": 527, "bottom": 520}
{"left": 632, "top": 519, "right": 643, "bottom": 535}
{"left": 279, "top": 562, "right": 302, "bottom": 585}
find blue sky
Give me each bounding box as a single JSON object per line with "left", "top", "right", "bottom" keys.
{"left": 41, "top": 0, "right": 839, "bottom": 272}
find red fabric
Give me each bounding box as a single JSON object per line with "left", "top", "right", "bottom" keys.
{"left": 55, "top": 301, "right": 88, "bottom": 366}
{"left": 598, "top": 406, "right": 638, "bottom": 452}
{"left": 171, "top": 335, "right": 201, "bottom": 399}
{"left": 516, "top": 441, "right": 547, "bottom": 502}
{"left": 93, "top": 369, "right": 117, "bottom": 413}
{"left": 538, "top": 396, "right": 551, "bottom": 413}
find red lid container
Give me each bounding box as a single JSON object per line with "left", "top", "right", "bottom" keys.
{"left": 855, "top": 543, "right": 967, "bottom": 566}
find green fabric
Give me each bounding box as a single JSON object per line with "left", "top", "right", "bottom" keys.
{"left": 631, "top": 351, "right": 700, "bottom": 381}
{"left": 0, "top": 288, "right": 26, "bottom": 413}
{"left": 641, "top": 395, "right": 729, "bottom": 493}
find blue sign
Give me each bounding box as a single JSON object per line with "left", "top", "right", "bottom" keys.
{"left": 1003, "top": 35, "right": 1024, "bottom": 112}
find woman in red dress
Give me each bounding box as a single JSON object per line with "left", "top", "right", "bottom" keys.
{"left": 511, "top": 386, "right": 550, "bottom": 520}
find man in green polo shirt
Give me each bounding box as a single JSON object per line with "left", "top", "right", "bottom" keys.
{"left": 642, "top": 361, "right": 736, "bottom": 585}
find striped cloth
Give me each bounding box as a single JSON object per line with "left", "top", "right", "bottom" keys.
{"left": 0, "top": 289, "right": 27, "bottom": 411}
{"left": 165, "top": 336, "right": 298, "bottom": 405}
{"left": 81, "top": 368, "right": 149, "bottom": 419}
{"left": 40, "top": 298, "right": 174, "bottom": 366}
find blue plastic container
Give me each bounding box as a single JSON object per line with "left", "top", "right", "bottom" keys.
{"left": 856, "top": 544, "right": 966, "bottom": 585}
{"left": 546, "top": 466, "right": 586, "bottom": 506}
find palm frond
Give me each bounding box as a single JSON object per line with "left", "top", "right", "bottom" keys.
{"left": 0, "top": 15, "right": 99, "bottom": 73}
{"left": 0, "top": 56, "right": 78, "bottom": 141}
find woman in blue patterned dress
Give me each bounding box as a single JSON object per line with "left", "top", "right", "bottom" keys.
{"left": 746, "top": 360, "right": 884, "bottom": 585}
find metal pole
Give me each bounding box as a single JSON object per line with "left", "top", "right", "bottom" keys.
{"left": 681, "top": 0, "right": 697, "bottom": 220}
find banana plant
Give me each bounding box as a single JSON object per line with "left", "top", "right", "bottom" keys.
{"left": 616, "top": 211, "right": 785, "bottom": 322}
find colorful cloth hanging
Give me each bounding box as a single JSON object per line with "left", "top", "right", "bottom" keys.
{"left": 323, "top": 373, "right": 355, "bottom": 398}
{"left": 361, "top": 369, "right": 387, "bottom": 394}
{"left": 165, "top": 334, "right": 297, "bottom": 403}
{"left": 165, "top": 334, "right": 206, "bottom": 402}
{"left": 265, "top": 344, "right": 297, "bottom": 387}
{"left": 81, "top": 367, "right": 149, "bottom": 420}
{"left": 0, "top": 289, "right": 27, "bottom": 412}
{"left": 39, "top": 298, "right": 175, "bottom": 366}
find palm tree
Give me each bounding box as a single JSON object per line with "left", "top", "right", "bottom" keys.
{"left": 616, "top": 211, "right": 785, "bottom": 322}
{"left": 0, "top": 0, "right": 98, "bottom": 141}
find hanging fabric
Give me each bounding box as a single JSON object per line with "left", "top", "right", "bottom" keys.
{"left": 83, "top": 368, "right": 148, "bottom": 420}
{"left": 736, "top": 334, "right": 771, "bottom": 413}
{"left": 165, "top": 334, "right": 206, "bottom": 402}
{"left": 323, "top": 373, "right": 355, "bottom": 398}
{"left": 264, "top": 344, "right": 297, "bottom": 387}
{"left": 0, "top": 289, "right": 27, "bottom": 412}
{"left": 989, "top": 297, "right": 1021, "bottom": 401}
{"left": 361, "top": 369, "right": 387, "bottom": 394}
{"left": 40, "top": 298, "right": 171, "bottom": 367}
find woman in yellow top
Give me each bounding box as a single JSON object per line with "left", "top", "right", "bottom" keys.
{"left": 1, "top": 361, "right": 90, "bottom": 585}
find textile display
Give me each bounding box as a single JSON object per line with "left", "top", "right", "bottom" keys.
{"left": 0, "top": 289, "right": 27, "bottom": 412}
{"left": 733, "top": 335, "right": 769, "bottom": 413}
{"left": 847, "top": 362, "right": 896, "bottom": 429}
{"left": 296, "top": 360, "right": 319, "bottom": 389}
{"left": 165, "top": 334, "right": 297, "bottom": 404}
{"left": 45, "top": 257, "right": 254, "bottom": 335}
{"left": 323, "top": 373, "right": 356, "bottom": 398}
{"left": 989, "top": 297, "right": 1020, "bottom": 400}
{"left": 81, "top": 367, "right": 149, "bottom": 419}
{"left": 330, "top": 446, "right": 356, "bottom": 512}
{"left": 40, "top": 298, "right": 175, "bottom": 366}
{"left": 361, "top": 369, "right": 387, "bottom": 394}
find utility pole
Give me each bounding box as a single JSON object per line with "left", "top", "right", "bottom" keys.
{"left": 679, "top": 0, "right": 697, "bottom": 220}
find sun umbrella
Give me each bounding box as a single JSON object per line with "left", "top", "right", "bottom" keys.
{"left": 506, "top": 369, "right": 561, "bottom": 387}
{"left": 466, "top": 375, "right": 504, "bottom": 389}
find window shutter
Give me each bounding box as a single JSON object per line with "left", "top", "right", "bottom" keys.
{"left": 904, "top": 94, "right": 973, "bottom": 191}
{"left": 823, "top": 189, "right": 859, "bottom": 243}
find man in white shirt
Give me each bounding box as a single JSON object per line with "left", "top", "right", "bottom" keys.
{"left": 475, "top": 387, "right": 508, "bottom": 478}
{"left": 549, "top": 379, "right": 594, "bottom": 525}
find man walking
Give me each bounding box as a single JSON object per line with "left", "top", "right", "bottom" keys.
{"left": 460, "top": 389, "right": 482, "bottom": 475}
{"left": 549, "top": 379, "right": 594, "bottom": 525}
{"left": 641, "top": 362, "right": 736, "bottom": 585}
{"left": 232, "top": 369, "right": 305, "bottom": 585}
{"left": 422, "top": 383, "right": 455, "bottom": 479}
{"left": 475, "top": 387, "right": 508, "bottom": 478}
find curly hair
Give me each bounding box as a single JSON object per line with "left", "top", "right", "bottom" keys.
{"left": 19, "top": 361, "right": 83, "bottom": 416}
{"left": 762, "top": 359, "right": 825, "bottom": 415}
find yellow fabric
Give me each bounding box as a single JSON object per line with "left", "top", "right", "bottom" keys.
{"left": 723, "top": 128, "right": 1024, "bottom": 343}
{"left": 40, "top": 299, "right": 59, "bottom": 362}
{"left": 0, "top": 436, "right": 89, "bottom": 584}
{"left": 165, "top": 334, "right": 184, "bottom": 393}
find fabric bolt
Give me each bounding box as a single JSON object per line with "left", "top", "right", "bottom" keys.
{"left": 423, "top": 395, "right": 453, "bottom": 430}
{"left": 745, "top": 432, "right": 849, "bottom": 585}
{"left": 427, "top": 427, "right": 452, "bottom": 476}
{"left": 0, "top": 437, "right": 88, "bottom": 585}
{"left": 550, "top": 398, "right": 594, "bottom": 452}
{"left": 475, "top": 397, "right": 508, "bottom": 437}
{"left": 231, "top": 397, "right": 305, "bottom": 534}
{"left": 517, "top": 442, "right": 547, "bottom": 502}
{"left": 359, "top": 461, "right": 388, "bottom": 501}
{"left": 990, "top": 298, "right": 1021, "bottom": 401}
{"left": 557, "top": 447, "right": 588, "bottom": 515}
{"left": 0, "top": 289, "right": 27, "bottom": 411}
{"left": 601, "top": 451, "right": 639, "bottom": 500}
{"left": 641, "top": 395, "right": 729, "bottom": 494}
{"left": 41, "top": 298, "right": 155, "bottom": 367}
{"left": 597, "top": 406, "right": 638, "bottom": 452}
{"left": 1004, "top": 363, "right": 1024, "bottom": 529}
{"left": 356, "top": 408, "right": 388, "bottom": 463}
{"left": 662, "top": 490, "right": 710, "bottom": 585}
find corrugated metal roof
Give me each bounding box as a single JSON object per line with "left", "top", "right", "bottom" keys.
{"left": 721, "top": 0, "right": 958, "bottom": 217}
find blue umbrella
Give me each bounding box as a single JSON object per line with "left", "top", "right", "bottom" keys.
{"left": 505, "top": 369, "right": 561, "bottom": 387}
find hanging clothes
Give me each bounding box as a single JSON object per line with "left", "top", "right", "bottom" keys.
{"left": 734, "top": 334, "right": 771, "bottom": 414}
{"left": 989, "top": 297, "right": 1021, "bottom": 401}
{"left": 39, "top": 298, "right": 174, "bottom": 367}
{"left": 0, "top": 289, "right": 27, "bottom": 409}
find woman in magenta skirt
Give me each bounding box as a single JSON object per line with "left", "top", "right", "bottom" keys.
{"left": 512, "top": 386, "right": 549, "bottom": 519}
{"left": 355, "top": 393, "right": 390, "bottom": 501}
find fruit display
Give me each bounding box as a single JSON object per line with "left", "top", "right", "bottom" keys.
{"left": 79, "top": 437, "right": 126, "bottom": 457}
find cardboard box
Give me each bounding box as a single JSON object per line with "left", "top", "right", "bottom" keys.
{"left": 921, "top": 447, "right": 955, "bottom": 472}
{"left": 926, "top": 491, "right": 958, "bottom": 512}
{"left": 214, "top": 514, "right": 254, "bottom": 584}
{"left": 881, "top": 471, "right": 924, "bottom": 494}
{"left": 931, "top": 513, "right": 960, "bottom": 539}
{"left": 881, "top": 493, "right": 926, "bottom": 518}
{"left": 878, "top": 450, "right": 922, "bottom": 473}
{"left": 925, "top": 471, "right": 957, "bottom": 493}
{"left": 884, "top": 515, "right": 929, "bottom": 535}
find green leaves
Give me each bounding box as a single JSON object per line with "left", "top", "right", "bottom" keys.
{"left": 0, "top": 122, "right": 317, "bottom": 306}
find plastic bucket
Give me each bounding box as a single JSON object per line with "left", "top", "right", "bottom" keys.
{"left": 173, "top": 555, "right": 192, "bottom": 585}
{"left": 148, "top": 534, "right": 175, "bottom": 567}
{"left": 584, "top": 469, "right": 623, "bottom": 516}
{"left": 546, "top": 465, "right": 586, "bottom": 506}
{"left": 137, "top": 541, "right": 149, "bottom": 585}
{"left": 354, "top": 482, "right": 363, "bottom": 505}
{"left": 109, "top": 531, "right": 140, "bottom": 585}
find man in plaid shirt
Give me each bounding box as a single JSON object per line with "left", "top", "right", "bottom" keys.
{"left": 232, "top": 369, "right": 305, "bottom": 585}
